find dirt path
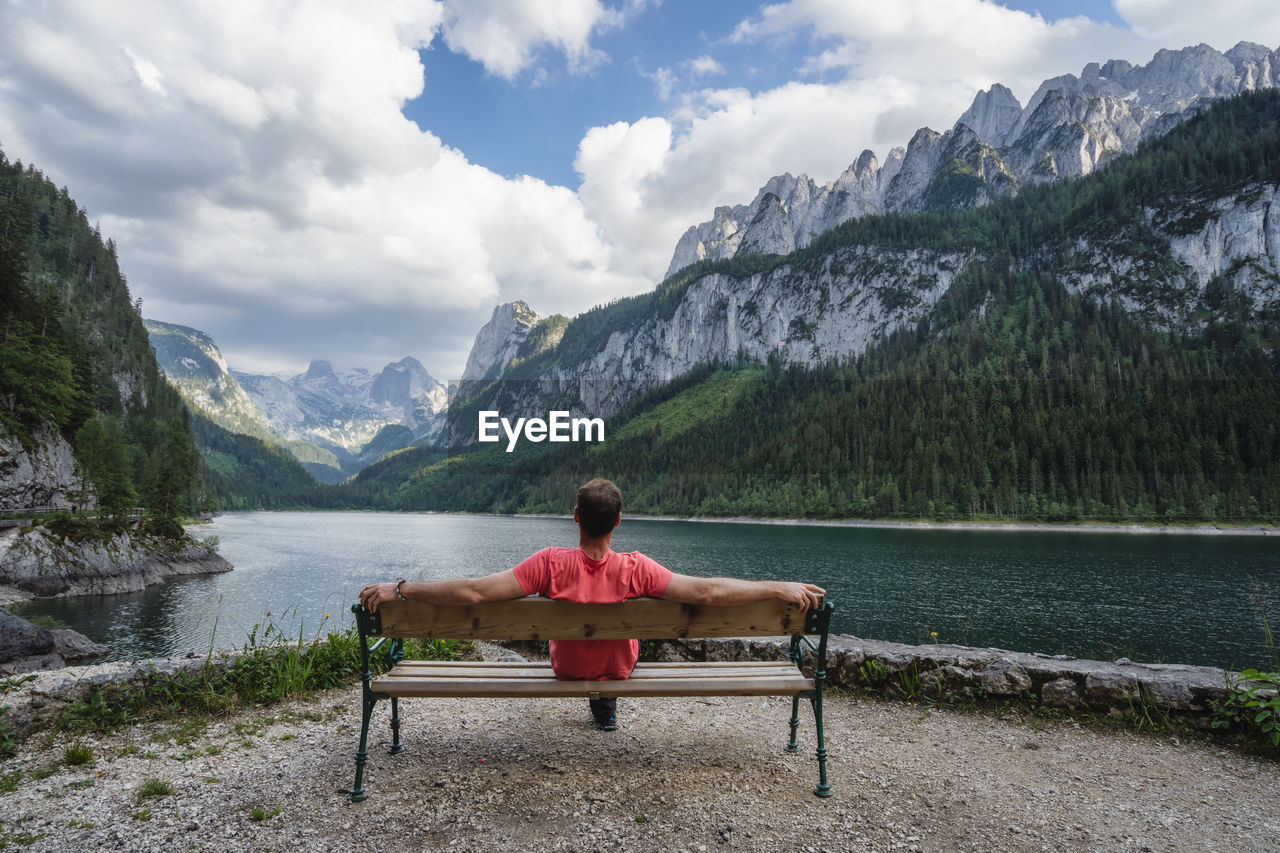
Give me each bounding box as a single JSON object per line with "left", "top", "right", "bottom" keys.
{"left": 3, "top": 682, "right": 1276, "bottom": 852}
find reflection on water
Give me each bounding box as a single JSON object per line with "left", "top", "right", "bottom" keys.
{"left": 13, "top": 512, "right": 1280, "bottom": 670}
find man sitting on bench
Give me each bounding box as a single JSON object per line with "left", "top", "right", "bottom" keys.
{"left": 358, "top": 477, "right": 825, "bottom": 731}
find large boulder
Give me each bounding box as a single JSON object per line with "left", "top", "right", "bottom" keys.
{"left": 0, "top": 606, "right": 55, "bottom": 660}
{"left": 0, "top": 607, "right": 109, "bottom": 674}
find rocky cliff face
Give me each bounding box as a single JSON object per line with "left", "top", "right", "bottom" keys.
{"left": 0, "top": 527, "right": 230, "bottom": 674}
{"left": 567, "top": 247, "right": 968, "bottom": 416}
{"left": 1059, "top": 182, "right": 1280, "bottom": 322}
{"left": 465, "top": 178, "right": 1280, "bottom": 426}
{"left": 1163, "top": 185, "right": 1280, "bottom": 313}
{"left": 0, "top": 429, "right": 83, "bottom": 512}
{"left": 461, "top": 301, "right": 541, "bottom": 382}
{"left": 665, "top": 41, "right": 1280, "bottom": 277}
{"left": 144, "top": 320, "right": 278, "bottom": 442}
{"left": 955, "top": 82, "right": 1023, "bottom": 147}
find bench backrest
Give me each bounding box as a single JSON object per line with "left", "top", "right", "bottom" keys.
{"left": 356, "top": 595, "right": 828, "bottom": 641}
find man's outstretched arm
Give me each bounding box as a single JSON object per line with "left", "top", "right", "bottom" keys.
{"left": 359, "top": 569, "right": 526, "bottom": 613}
{"left": 661, "top": 574, "right": 825, "bottom": 611}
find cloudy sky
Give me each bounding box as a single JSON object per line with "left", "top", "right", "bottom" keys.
{"left": 2, "top": 1, "right": 1278, "bottom": 380}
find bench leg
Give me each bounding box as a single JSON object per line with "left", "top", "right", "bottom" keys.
{"left": 389, "top": 696, "right": 404, "bottom": 755}
{"left": 785, "top": 694, "right": 802, "bottom": 753}
{"left": 808, "top": 691, "right": 831, "bottom": 798}
{"left": 349, "top": 694, "right": 380, "bottom": 803}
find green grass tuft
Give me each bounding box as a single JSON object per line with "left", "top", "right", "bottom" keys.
{"left": 62, "top": 743, "right": 94, "bottom": 767}
{"left": 137, "top": 777, "right": 173, "bottom": 801}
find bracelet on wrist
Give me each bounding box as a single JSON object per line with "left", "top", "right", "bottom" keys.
{"left": 394, "top": 579, "right": 407, "bottom": 601}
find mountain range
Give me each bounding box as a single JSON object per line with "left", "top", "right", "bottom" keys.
{"left": 449, "top": 41, "right": 1280, "bottom": 425}
{"left": 384, "top": 85, "right": 1280, "bottom": 521}
{"left": 139, "top": 40, "right": 1280, "bottom": 523}
{"left": 664, "top": 41, "right": 1280, "bottom": 278}
{"left": 145, "top": 320, "right": 448, "bottom": 483}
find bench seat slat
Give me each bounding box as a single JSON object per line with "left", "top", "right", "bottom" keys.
{"left": 385, "top": 662, "right": 799, "bottom": 680}
{"left": 388, "top": 659, "right": 788, "bottom": 669}
{"left": 372, "top": 659, "right": 813, "bottom": 698}
{"left": 380, "top": 669, "right": 802, "bottom": 680}
{"left": 371, "top": 674, "right": 813, "bottom": 698}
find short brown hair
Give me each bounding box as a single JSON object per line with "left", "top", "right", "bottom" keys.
{"left": 575, "top": 478, "right": 621, "bottom": 538}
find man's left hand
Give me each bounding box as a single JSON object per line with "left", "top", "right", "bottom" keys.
{"left": 359, "top": 582, "right": 398, "bottom": 613}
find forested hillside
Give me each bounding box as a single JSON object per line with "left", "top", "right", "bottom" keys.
{"left": 0, "top": 150, "right": 203, "bottom": 526}
{"left": 364, "top": 91, "right": 1280, "bottom": 524}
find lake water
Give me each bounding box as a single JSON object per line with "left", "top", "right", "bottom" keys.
{"left": 15, "top": 512, "right": 1280, "bottom": 670}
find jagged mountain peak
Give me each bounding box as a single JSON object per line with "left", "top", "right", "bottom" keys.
{"left": 665, "top": 40, "right": 1280, "bottom": 277}
{"left": 305, "top": 359, "right": 336, "bottom": 380}
{"left": 461, "top": 300, "right": 542, "bottom": 383}
{"left": 1226, "top": 40, "right": 1273, "bottom": 59}
{"left": 387, "top": 355, "right": 427, "bottom": 373}
{"left": 460, "top": 89, "right": 1280, "bottom": 442}
{"left": 957, "top": 82, "right": 1023, "bottom": 146}
{"left": 370, "top": 356, "right": 442, "bottom": 408}
{"left": 852, "top": 149, "right": 878, "bottom": 175}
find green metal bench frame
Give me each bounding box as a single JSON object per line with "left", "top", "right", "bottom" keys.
{"left": 348, "top": 597, "right": 834, "bottom": 802}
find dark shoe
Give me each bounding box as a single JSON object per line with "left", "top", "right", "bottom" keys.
{"left": 589, "top": 697, "right": 617, "bottom": 730}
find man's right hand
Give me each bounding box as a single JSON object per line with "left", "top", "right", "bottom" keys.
{"left": 776, "top": 582, "right": 825, "bottom": 611}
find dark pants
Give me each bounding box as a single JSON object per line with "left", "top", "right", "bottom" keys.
{"left": 589, "top": 697, "right": 616, "bottom": 725}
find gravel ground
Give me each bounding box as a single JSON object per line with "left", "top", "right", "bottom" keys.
{"left": 3, "top": 674, "right": 1277, "bottom": 853}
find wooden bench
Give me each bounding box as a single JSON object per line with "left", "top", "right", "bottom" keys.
{"left": 348, "top": 595, "right": 835, "bottom": 802}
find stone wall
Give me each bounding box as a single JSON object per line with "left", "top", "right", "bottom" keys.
{"left": 668, "top": 634, "right": 1242, "bottom": 728}
{"left": 1, "top": 633, "right": 1255, "bottom": 744}
{"left": 0, "top": 655, "right": 228, "bottom": 739}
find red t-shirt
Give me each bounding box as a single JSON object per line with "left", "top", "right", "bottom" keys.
{"left": 512, "top": 546, "right": 674, "bottom": 680}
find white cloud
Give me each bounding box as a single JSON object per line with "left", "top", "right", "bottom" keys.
{"left": 645, "top": 66, "right": 680, "bottom": 101}
{"left": 439, "top": 0, "right": 621, "bottom": 79}
{"left": 572, "top": 0, "right": 1276, "bottom": 291}
{"left": 0, "top": 0, "right": 638, "bottom": 378}
{"left": 687, "top": 55, "right": 726, "bottom": 78}
{"left": 1114, "top": 0, "right": 1280, "bottom": 49}
{"left": 576, "top": 78, "right": 925, "bottom": 282}
{"left": 124, "top": 47, "right": 165, "bottom": 95}
{"left": 730, "top": 0, "right": 1142, "bottom": 104}
{"left": 2, "top": 0, "right": 1275, "bottom": 380}
{"left": 646, "top": 55, "right": 729, "bottom": 103}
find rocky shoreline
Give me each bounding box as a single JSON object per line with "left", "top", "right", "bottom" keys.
{"left": 518, "top": 510, "right": 1278, "bottom": 536}
{"left": 0, "top": 526, "right": 231, "bottom": 601}
{"left": 0, "top": 524, "right": 232, "bottom": 673}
